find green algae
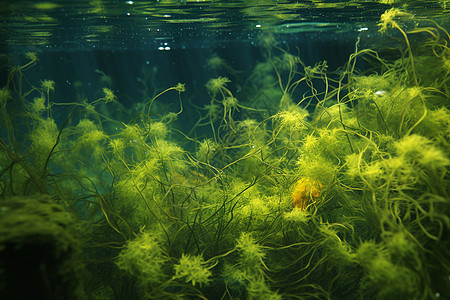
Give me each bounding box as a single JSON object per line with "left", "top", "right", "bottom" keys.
{"left": 0, "top": 9, "right": 449, "bottom": 300}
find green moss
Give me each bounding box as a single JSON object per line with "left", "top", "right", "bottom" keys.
{"left": 173, "top": 254, "right": 213, "bottom": 287}
{"left": 395, "top": 134, "right": 450, "bottom": 171}
{"left": 29, "top": 118, "right": 59, "bottom": 156}
{"left": 283, "top": 207, "right": 311, "bottom": 223}
{"left": 235, "top": 232, "right": 266, "bottom": 269}
{"left": 0, "top": 195, "right": 85, "bottom": 300}
{"left": 246, "top": 275, "right": 282, "bottom": 300}
{"left": 116, "top": 230, "right": 167, "bottom": 285}
{"left": 364, "top": 255, "right": 419, "bottom": 299}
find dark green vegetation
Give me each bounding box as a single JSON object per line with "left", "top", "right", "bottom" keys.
{"left": 0, "top": 195, "right": 85, "bottom": 299}
{"left": 0, "top": 9, "right": 449, "bottom": 300}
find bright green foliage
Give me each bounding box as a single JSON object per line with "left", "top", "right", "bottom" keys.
{"left": 383, "top": 231, "right": 417, "bottom": 261}
{"left": 246, "top": 275, "right": 282, "bottom": 300}
{"left": 343, "top": 152, "right": 361, "bottom": 182}
{"left": 319, "top": 223, "right": 356, "bottom": 266}
{"left": 417, "top": 107, "right": 450, "bottom": 141}
{"left": 77, "top": 129, "right": 107, "bottom": 147}
{"left": 284, "top": 207, "right": 311, "bottom": 223}
{"left": 116, "top": 230, "right": 166, "bottom": 285}
{"left": 239, "top": 196, "right": 272, "bottom": 226}
{"left": 356, "top": 240, "right": 420, "bottom": 299}
{"left": 274, "top": 108, "right": 309, "bottom": 145}
{"left": 149, "top": 121, "right": 168, "bottom": 139}
{"left": 236, "top": 233, "right": 266, "bottom": 268}
{"left": 195, "top": 138, "right": 218, "bottom": 162}
{"left": 378, "top": 8, "right": 413, "bottom": 34}
{"left": 235, "top": 118, "right": 267, "bottom": 148}
{"left": 31, "top": 96, "right": 47, "bottom": 114}
{"left": 29, "top": 118, "right": 59, "bottom": 156}
{"left": 101, "top": 87, "right": 116, "bottom": 103}
{"left": 173, "top": 254, "right": 212, "bottom": 287}
{"left": 366, "top": 255, "right": 419, "bottom": 299}
{"left": 205, "top": 76, "right": 230, "bottom": 95}
{"left": 41, "top": 79, "right": 55, "bottom": 93}
{"left": 396, "top": 134, "right": 434, "bottom": 157}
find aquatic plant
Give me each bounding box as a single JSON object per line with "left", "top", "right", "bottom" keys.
{"left": 378, "top": 8, "right": 413, "bottom": 34}
{"left": 235, "top": 232, "right": 266, "bottom": 269}
{"left": 206, "top": 54, "right": 240, "bottom": 79}
{"left": 100, "top": 87, "right": 116, "bottom": 103}
{"left": 283, "top": 207, "right": 311, "bottom": 223}
{"left": 356, "top": 240, "right": 421, "bottom": 299}
{"left": 205, "top": 76, "right": 231, "bottom": 96}
{"left": 246, "top": 275, "right": 282, "bottom": 300}
{"left": 1, "top": 8, "right": 449, "bottom": 299}
{"left": 173, "top": 254, "right": 213, "bottom": 287}
{"left": 116, "top": 230, "right": 167, "bottom": 285}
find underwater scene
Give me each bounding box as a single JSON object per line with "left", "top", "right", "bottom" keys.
{"left": 0, "top": 1, "right": 449, "bottom": 299}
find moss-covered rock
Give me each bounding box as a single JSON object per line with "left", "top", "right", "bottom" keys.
{"left": 0, "top": 194, "right": 85, "bottom": 300}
